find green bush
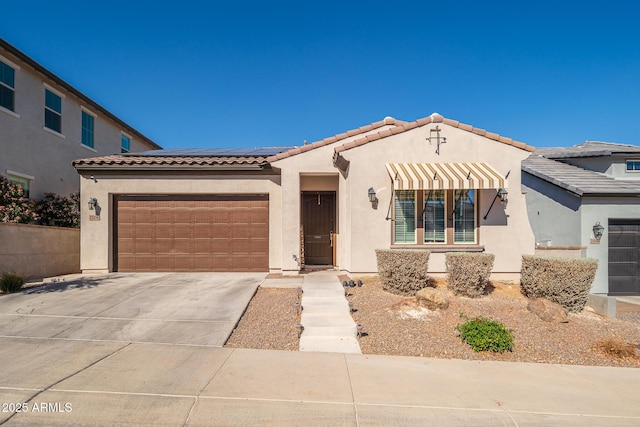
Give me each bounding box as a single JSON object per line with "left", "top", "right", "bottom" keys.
{"left": 0, "top": 272, "right": 24, "bottom": 294}
{"left": 456, "top": 315, "right": 514, "bottom": 353}
{"left": 375, "top": 249, "right": 431, "bottom": 296}
{"left": 35, "top": 192, "right": 80, "bottom": 228}
{"left": 446, "top": 252, "right": 494, "bottom": 297}
{"left": 521, "top": 255, "right": 598, "bottom": 313}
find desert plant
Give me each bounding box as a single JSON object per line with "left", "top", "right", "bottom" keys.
{"left": 593, "top": 339, "right": 639, "bottom": 361}
{"left": 0, "top": 176, "right": 38, "bottom": 224}
{"left": 35, "top": 192, "right": 80, "bottom": 228}
{"left": 375, "top": 249, "right": 431, "bottom": 296}
{"left": 521, "top": 255, "right": 598, "bottom": 313}
{"left": 446, "top": 252, "right": 494, "bottom": 297}
{"left": 0, "top": 272, "right": 24, "bottom": 293}
{"left": 456, "top": 314, "right": 514, "bottom": 353}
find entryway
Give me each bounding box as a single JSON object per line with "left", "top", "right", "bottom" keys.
{"left": 301, "top": 192, "right": 336, "bottom": 266}
{"left": 609, "top": 219, "right": 640, "bottom": 295}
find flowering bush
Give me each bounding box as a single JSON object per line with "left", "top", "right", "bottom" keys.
{"left": 35, "top": 192, "right": 80, "bottom": 228}
{"left": 0, "top": 176, "right": 38, "bottom": 224}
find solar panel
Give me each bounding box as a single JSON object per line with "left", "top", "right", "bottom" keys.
{"left": 131, "top": 147, "right": 298, "bottom": 157}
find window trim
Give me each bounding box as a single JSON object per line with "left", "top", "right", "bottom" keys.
{"left": 121, "top": 132, "right": 132, "bottom": 153}
{"left": 626, "top": 159, "right": 640, "bottom": 172}
{"left": 453, "top": 189, "right": 477, "bottom": 244}
{"left": 81, "top": 107, "right": 96, "bottom": 149}
{"left": 423, "top": 190, "right": 446, "bottom": 244}
{"left": 0, "top": 57, "right": 17, "bottom": 114}
{"left": 6, "top": 170, "right": 34, "bottom": 198}
{"left": 43, "top": 85, "right": 64, "bottom": 134}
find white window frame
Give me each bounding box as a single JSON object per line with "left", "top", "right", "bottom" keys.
{"left": 80, "top": 107, "right": 97, "bottom": 151}
{"left": 121, "top": 132, "right": 132, "bottom": 153}
{"left": 6, "top": 170, "right": 35, "bottom": 198}
{"left": 0, "top": 54, "right": 20, "bottom": 118}
{"left": 626, "top": 159, "right": 640, "bottom": 173}
{"left": 423, "top": 190, "right": 446, "bottom": 244}
{"left": 453, "top": 189, "right": 477, "bottom": 244}
{"left": 393, "top": 190, "right": 417, "bottom": 244}
{"left": 43, "top": 83, "right": 65, "bottom": 136}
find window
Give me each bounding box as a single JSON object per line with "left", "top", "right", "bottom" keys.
{"left": 7, "top": 172, "right": 32, "bottom": 198}
{"left": 626, "top": 160, "right": 640, "bottom": 172}
{"left": 454, "top": 190, "right": 476, "bottom": 243}
{"left": 0, "top": 60, "right": 15, "bottom": 112}
{"left": 81, "top": 111, "right": 94, "bottom": 148}
{"left": 424, "top": 190, "right": 445, "bottom": 243}
{"left": 44, "top": 89, "right": 62, "bottom": 133}
{"left": 392, "top": 189, "right": 478, "bottom": 246}
{"left": 394, "top": 190, "right": 416, "bottom": 244}
{"left": 121, "top": 134, "right": 130, "bottom": 153}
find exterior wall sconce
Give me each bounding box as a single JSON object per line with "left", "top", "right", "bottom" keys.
{"left": 593, "top": 222, "right": 604, "bottom": 241}
{"left": 88, "top": 198, "right": 98, "bottom": 211}
{"left": 498, "top": 188, "right": 508, "bottom": 204}
{"left": 368, "top": 187, "right": 377, "bottom": 203}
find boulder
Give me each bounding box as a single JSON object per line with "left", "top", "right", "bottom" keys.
{"left": 416, "top": 288, "right": 449, "bottom": 310}
{"left": 527, "top": 298, "right": 569, "bottom": 323}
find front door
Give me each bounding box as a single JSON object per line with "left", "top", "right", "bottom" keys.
{"left": 302, "top": 192, "right": 336, "bottom": 265}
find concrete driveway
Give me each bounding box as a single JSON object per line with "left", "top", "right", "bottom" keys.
{"left": 0, "top": 272, "right": 265, "bottom": 346}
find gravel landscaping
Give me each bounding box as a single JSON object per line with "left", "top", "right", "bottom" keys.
{"left": 225, "top": 276, "right": 640, "bottom": 368}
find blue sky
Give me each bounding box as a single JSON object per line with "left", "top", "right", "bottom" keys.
{"left": 3, "top": 1, "right": 639, "bottom": 149}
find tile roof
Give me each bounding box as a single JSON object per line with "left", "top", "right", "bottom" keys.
{"left": 73, "top": 154, "right": 271, "bottom": 168}
{"left": 522, "top": 155, "right": 640, "bottom": 196}
{"left": 332, "top": 113, "right": 535, "bottom": 155}
{"left": 266, "top": 116, "right": 407, "bottom": 162}
{"left": 535, "top": 141, "right": 640, "bottom": 159}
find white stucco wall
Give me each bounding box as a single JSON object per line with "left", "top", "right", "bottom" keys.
{"left": 78, "top": 172, "right": 281, "bottom": 273}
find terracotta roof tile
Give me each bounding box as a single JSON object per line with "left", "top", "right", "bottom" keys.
{"left": 334, "top": 112, "right": 535, "bottom": 154}
{"left": 73, "top": 154, "right": 270, "bottom": 168}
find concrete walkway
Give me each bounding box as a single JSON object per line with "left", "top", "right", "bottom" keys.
{"left": 1, "top": 340, "right": 639, "bottom": 426}
{"left": 298, "top": 271, "right": 361, "bottom": 354}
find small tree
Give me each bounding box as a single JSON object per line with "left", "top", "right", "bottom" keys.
{"left": 0, "top": 176, "right": 38, "bottom": 224}
{"left": 35, "top": 192, "right": 80, "bottom": 228}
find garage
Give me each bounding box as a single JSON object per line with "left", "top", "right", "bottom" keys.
{"left": 114, "top": 195, "right": 269, "bottom": 272}
{"left": 609, "top": 219, "right": 640, "bottom": 295}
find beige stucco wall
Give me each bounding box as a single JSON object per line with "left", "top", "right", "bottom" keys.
{"left": 0, "top": 222, "right": 80, "bottom": 279}
{"left": 0, "top": 49, "right": 156, "bottom": 200}
{"left": 78, "top": 172, "right": 282, "bottom": 273}
{"left": 273, "top": 122, "right": 535, "bottom": 275}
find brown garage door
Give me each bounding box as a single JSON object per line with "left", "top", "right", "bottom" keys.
{"left": 115, "top": 195, "right": 269, "bottom": 272}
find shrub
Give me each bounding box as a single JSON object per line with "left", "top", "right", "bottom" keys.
{"left": 0, "top": 272, "right": 24, "bottom": 294}
{"left": 0, "top": 176, "right": 38, "bottom": 224}
{"left": 521, "top": 255, "right": 598, "bottom": 313}
{"left": 375, "top": 249, "right": 431, "bottom": 296}
{"left": 593, "top": 339, "right": 639, "bottom": 361}
{"left": 456, "top": 315, "right": 514, "bottom": 353}
{"left": 446, "top": 252, "right": 494, "bottom": 297}
{"left": 35, "top": 192, "right": 80, "bottom": 228}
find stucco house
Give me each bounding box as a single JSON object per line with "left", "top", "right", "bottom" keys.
{"left": 0, "top": 38, "right": 160, "bottom": 199}
{"left": 522, "top": 142, "right": 640, "bottom": 296}
{"left": 73, "top": 113, "right": 535, "bottom": 277}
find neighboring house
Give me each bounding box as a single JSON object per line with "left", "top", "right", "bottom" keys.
{"left": 522, "top": 142, "right": 640, "bottom": 296}
{"left": 0, "top": 38, "right": 160, "bottom": 199}
{"left": 73, "top": 113, "right": 535, "bottom": 277}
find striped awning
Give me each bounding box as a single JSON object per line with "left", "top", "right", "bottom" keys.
{"left": 385, "top": 163, "right": 507, "bottom": 190}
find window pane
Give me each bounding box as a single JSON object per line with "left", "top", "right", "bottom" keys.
{"left": 45, "top": 109, "right": 62, "bottom": 132}
{"left": 0, "top": 84, "right": 14, "bottom": 111}
{"left": 627, "top": 161, "right": 640, "bottom": 171}
{"left": 424, "top": 190, "right": 445, "bottom": 243}
{"left": 394, "top": 190, "right": 415, "bottom": 244}
{"left": 121, "top": 134, "right": 130, "bottom": 153}
{"left": 0, "top": 61, "right": 14, "bottom": 87}
{"left": 454, "top": 189, "right": 475, "bottom": 243}
{"left": 82, "top": 112, "right": 94, "bottom": 148}
{"left": 45, "top": 89, "right": 61, "bottom": 113}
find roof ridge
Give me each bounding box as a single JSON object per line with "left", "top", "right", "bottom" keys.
{"left": 334, "top": 112, "right": 535, "bottom": 154}
{"left": 266, "top": 116, "right": 405, "bottom": 162}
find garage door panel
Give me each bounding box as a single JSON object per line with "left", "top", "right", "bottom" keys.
{"left": 609, "top": 219, "right": 640, "bottom": 295}
{"left": 116, "top": 195, "right": 268, "bottom": 272}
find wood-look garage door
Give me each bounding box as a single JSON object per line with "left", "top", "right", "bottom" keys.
{"left": 115, "top": 195, "right": 269, "bottom": 272}
{"left": 609, "top": 219, "right": 640, "bottom": 296}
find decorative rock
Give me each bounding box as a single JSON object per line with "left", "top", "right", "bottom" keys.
{"left": 415, "top": 288, "right": 449, "bottom": 310}
{"left": 527, "top": 298, "right": 569, "bottom": 323}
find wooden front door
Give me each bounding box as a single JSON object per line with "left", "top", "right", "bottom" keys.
{"left": 302, "top": 192, "right": 336, "bottom": 265}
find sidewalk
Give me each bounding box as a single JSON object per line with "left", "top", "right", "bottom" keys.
{"left": 1, "top": 339, "right": 639, "bottom": 426}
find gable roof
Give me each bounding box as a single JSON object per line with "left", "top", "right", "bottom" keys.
{"left": 522, "top": 155, "right": 640, "bottom": 196}
{"left": 0, "top": 38, "right": 161, "bottom": 150}
{"left": 268, "top": 113, "right": 534, "bottom": 162}
{"left": 535, "top": 141, "right": 640, "bottom": 159}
